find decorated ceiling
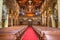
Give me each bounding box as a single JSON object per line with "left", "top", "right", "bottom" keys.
{"left": 3, "top": 0, "right": 57, "bottom": 17}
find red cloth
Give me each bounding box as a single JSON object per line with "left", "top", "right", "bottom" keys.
{"left": 21, "top": 27, "right": 39, "bottom": 40}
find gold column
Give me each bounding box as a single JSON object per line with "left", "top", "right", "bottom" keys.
{"left": 49, "top": 7, "right": 55, "bottom": 28}
{"left": 4, "top": 5, "right": 9, "bottom": 28}
{"left": 44, "top": 11, "right": 47, "bottom": 26}
{"left": 41, "top": 12, "right": 46, "bottom": 26}
{"left": 11, "top": 10, "right": 13, "bottom": 27}
{"left": 42, "top": 14, "right": 44, "bottom": 25}
{"left": 50, "top": 14, "right": 55, "bottom": 28}
{"left": 47, "top": 7, "right": 55, "bottom": 27}
{"left": 0, "top": 0, "right": 3, "bottom": 28}
{"left": 46, "top": 15, "right": 50, "bottom": 27}
{"left": 58, "top": 0, "right": 60, "bottom": 28}
{"left": 46, "top": 8, "right": 50, "bottom": 27}
{"left": 5, "top": 14, "right": 8, "bottom": 27}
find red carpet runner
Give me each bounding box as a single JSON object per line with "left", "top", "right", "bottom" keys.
{"left": 21, "top": 26, "right": 39, "bottom": 40}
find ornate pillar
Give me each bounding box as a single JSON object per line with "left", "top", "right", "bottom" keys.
{"left": 44, "top": 11, "right": 47, "bottom": 26}
{"left": 11, "top": 10, "right": 13, "bottom": 27}
{"left": 46, "top": 14, "right": 50, "bottom": 27}
{"left": 46, "top": 8, "right": 50, "bottom": 27}
{"left": 50, "top": 7, "right": 55, "bottom": 28}
{"left": 58, "top": 0, "right": 60, "bottom": 28}
{"left": 0, "top": 0, "right": 3, "bottom": 28}
{"left": 3, "top": 4, "right": 9, "bottom": 28}
{"left": 5, "top": 14, "right": 8, "bottom": 27}
{"left": 41, "top": 14, "right": 44, "bottom": 25}
{"left": 50, "top": 14, "right": 55, "bottom": 28}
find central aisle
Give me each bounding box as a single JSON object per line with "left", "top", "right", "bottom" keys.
{"left": 21, "top": 26, "right": 39, "bottom": 40}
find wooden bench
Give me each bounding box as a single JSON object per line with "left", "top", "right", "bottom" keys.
{"left": 32, "top": 26, "right": 60, "bottom": 40}
{"left": 0, "top": 34, "right": 16, "bottom": 40}
{"left": 32, "top": 26, "right": 46, "bottom": 40}
{"left": 0, "top": 26, "right": 28, "bottom": 40}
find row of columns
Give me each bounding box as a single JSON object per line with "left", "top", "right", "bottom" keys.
{"left": 8, "top": 1, "right": 20, "bottom": 27}
{"left": 0, "top": 0, "right": 20, "bottom": 28}
{"left": 8, "top": 10, "right": 19, "bottom": 27}
{"left": 41, "top": 0, "right": 58, "bottom": 28}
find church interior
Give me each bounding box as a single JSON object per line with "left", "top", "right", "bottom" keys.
{"left": 0, "top": 0, "right": 60, "bottom": 40}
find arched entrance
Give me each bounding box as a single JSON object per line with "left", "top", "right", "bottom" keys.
{"left": 27, "top": 18, "right": 33, "bottom": 26}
